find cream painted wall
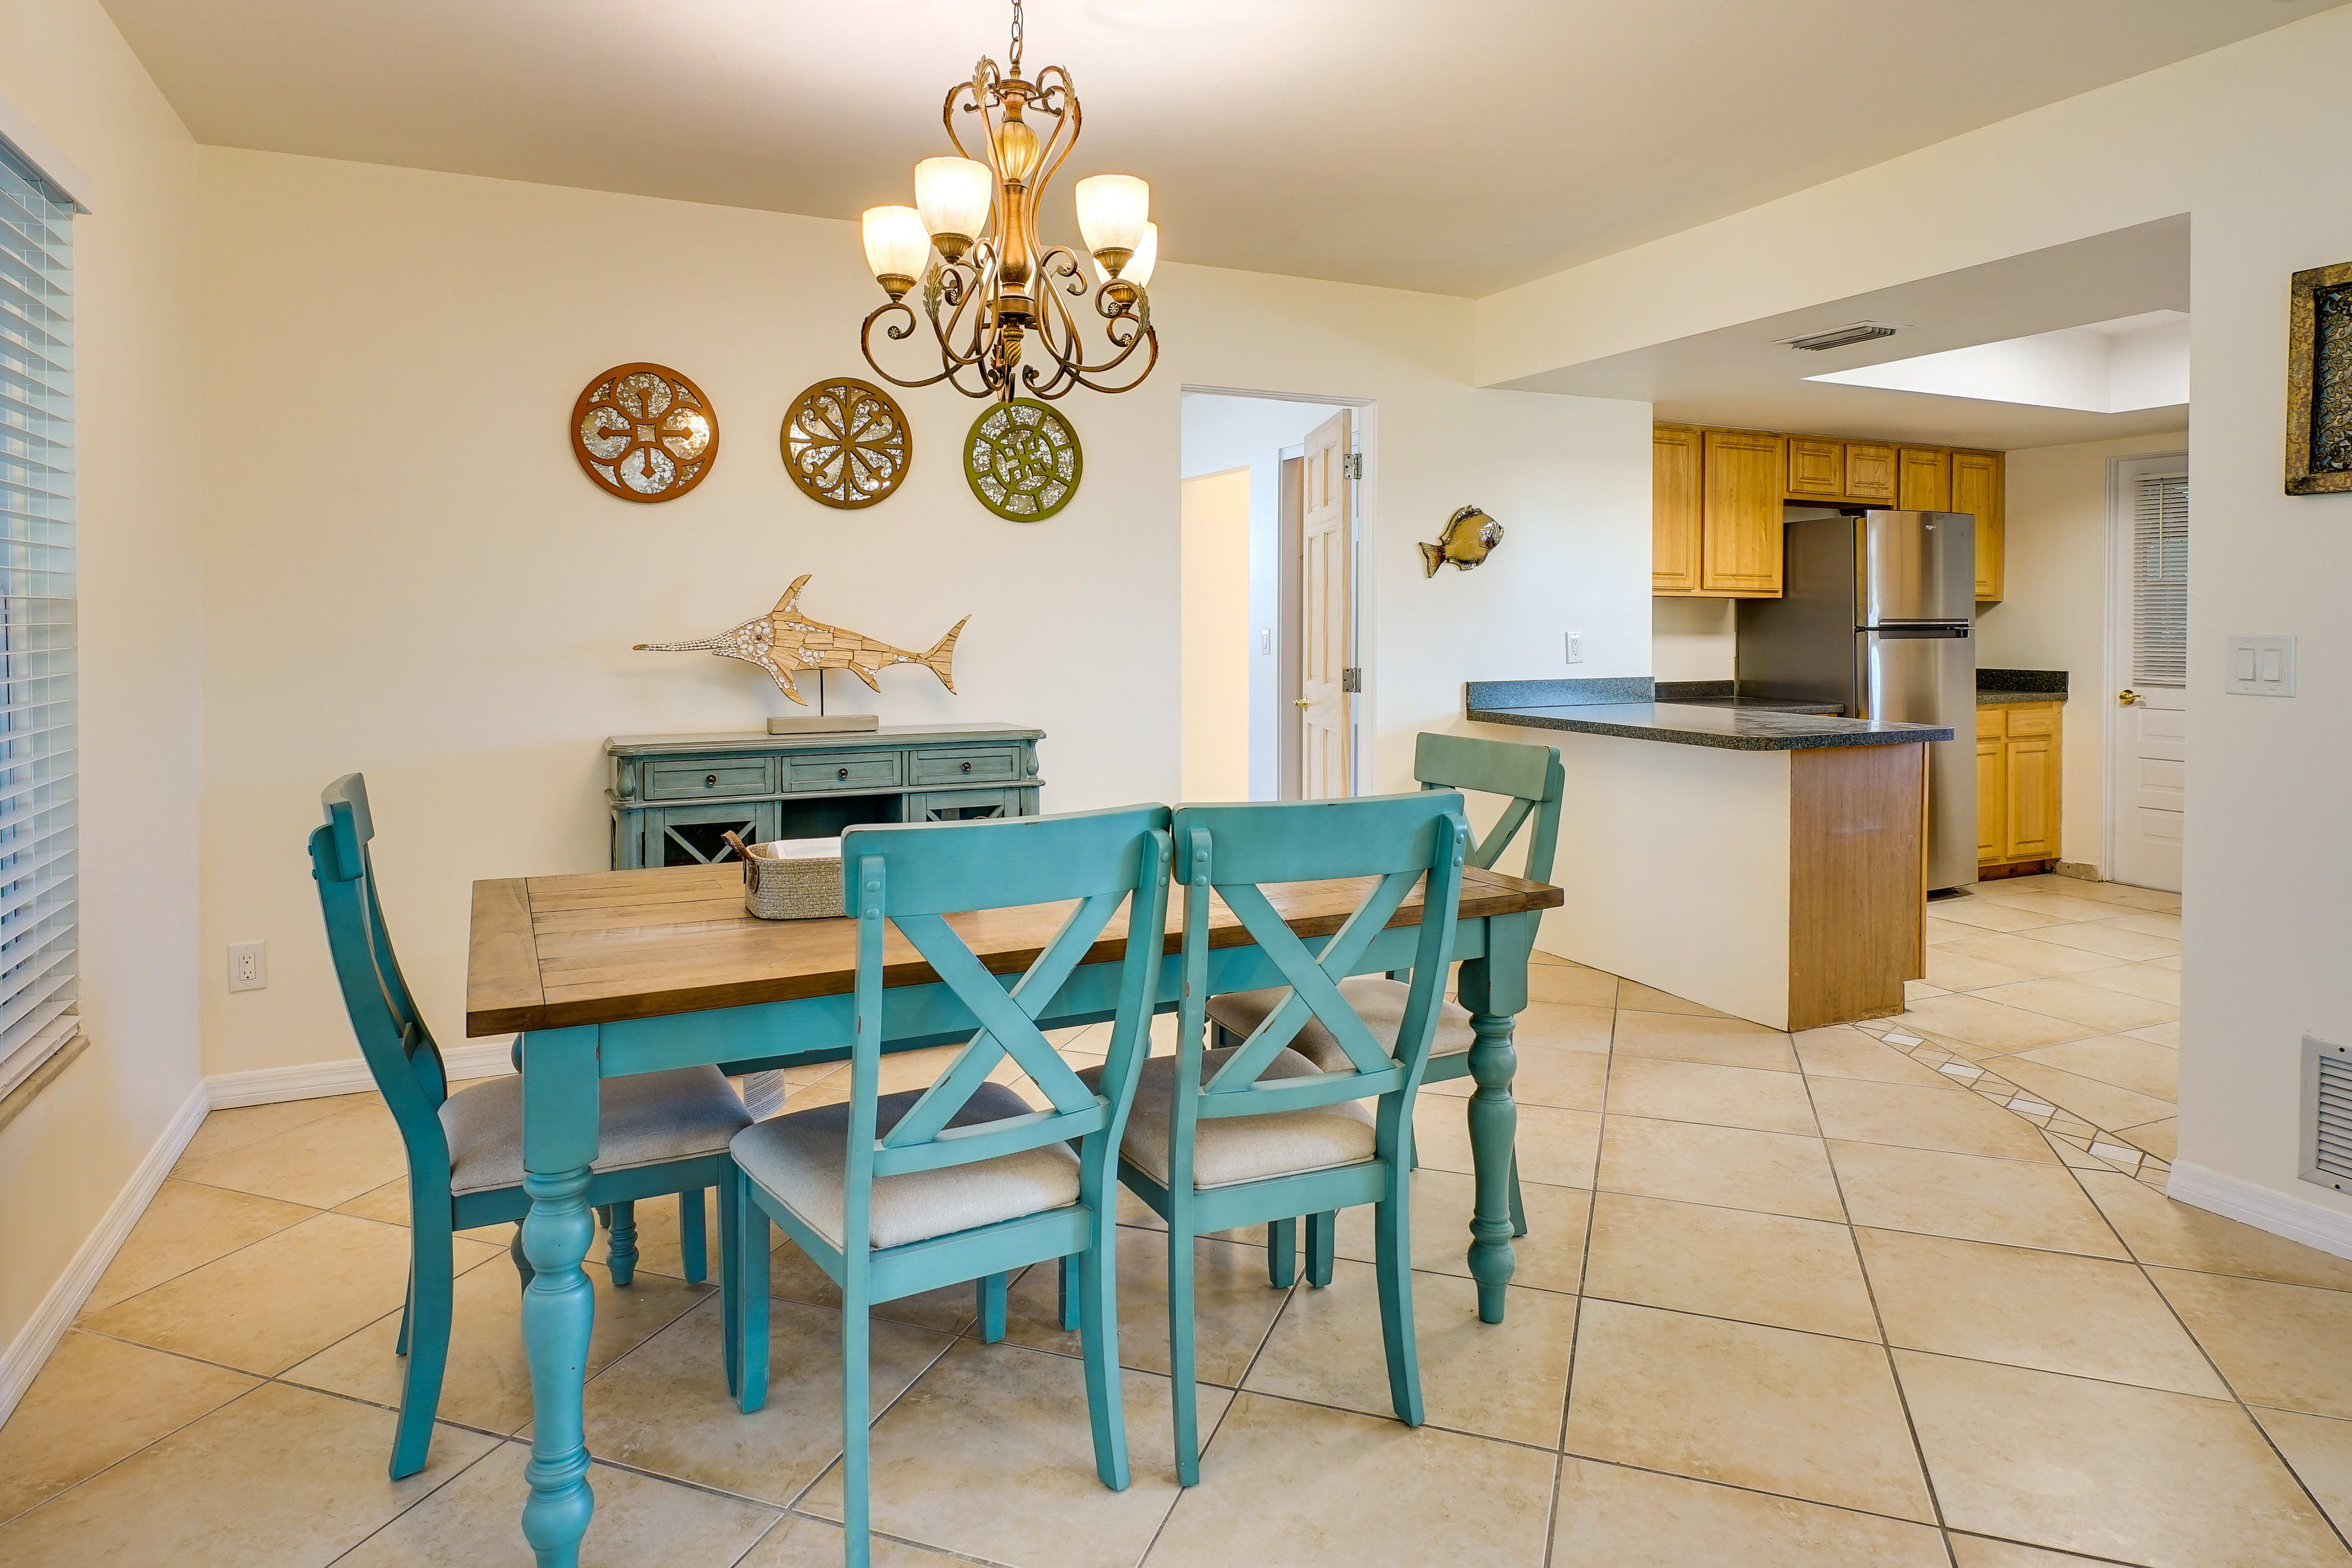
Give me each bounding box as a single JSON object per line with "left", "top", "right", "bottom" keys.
{"left": 1477, "top": 6, "right": 2352, "bottom": 1233}
{"left": 1981, "top": 429, "right": 2188, "bottom": 870}
{"left": 1651, "top": 597, "right": 1736, "bottom": 683}
{"left": 195, "top": 147, "right": 1653, "bottom": 1079}
{"left": 0, "top": 0, "right": 203, "bottom": 1357}
{"left": 1178, "top": 469, "right": 1251, "bottom": 800}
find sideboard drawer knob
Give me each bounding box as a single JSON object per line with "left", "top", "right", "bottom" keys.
{"left": 704, "top": 772, "right": 718, "bottom": 788}
{"left": 837, "top": 767, "right": 850, "bottom": 780}
{"left": 960, "top": 760, "right": 973, "bottom": 773}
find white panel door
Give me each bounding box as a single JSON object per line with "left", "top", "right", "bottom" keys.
{"left": 1298, "top": 409, "right": 1353, "bottom": 799}
{"left": 2109, "top": 455, "right": 2188, "bottom": 892}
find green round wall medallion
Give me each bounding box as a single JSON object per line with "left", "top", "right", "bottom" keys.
{"left": 963, "top": 398, "right": 1083, "bottom": 521}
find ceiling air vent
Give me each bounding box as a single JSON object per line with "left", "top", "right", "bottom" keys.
{"left": 2303, "top": 1036, "right": 2352, "bottom": 1191}
{"left": 1775, "top": 321, "right": 1905, "bottom": 352}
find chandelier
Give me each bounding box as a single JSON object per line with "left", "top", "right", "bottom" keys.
{"left": 857, "top": 0, "right": 1158, "bottom": 401}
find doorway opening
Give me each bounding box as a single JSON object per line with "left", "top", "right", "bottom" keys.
{"left": 2105, "top": 450, "right": 2189, "bottom": 893}
{"left": 1178, "top": 389, "right": 1368, "bottom": 801}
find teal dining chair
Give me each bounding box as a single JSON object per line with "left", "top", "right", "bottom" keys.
{"left": 727, "top": 804, "right": 1172, "bottom": 1568}
{"left": 1207, "top": 731, "right": 1562, "bottom": 1284}
{"left": 1096, "top": 792, "right": 1468, "bottom": 1485}
{"left": 307, "top": 774, "right": 751, "bottom": 1479}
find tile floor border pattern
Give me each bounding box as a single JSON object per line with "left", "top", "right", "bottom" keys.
{"left": 20, "top": 887, "right": 2352, "bottom": 1567}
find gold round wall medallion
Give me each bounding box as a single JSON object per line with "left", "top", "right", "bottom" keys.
{"left": 571, "top": 364, "right": 719, "bottom": 502}
{"left": 964, "top": 398, "right": 1082, "bottom": 521}
{"left": 780, "top": 377, "right": 911, "bottom": 509}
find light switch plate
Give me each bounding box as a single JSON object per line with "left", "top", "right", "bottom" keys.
{"left": 2225, "top": 634, "right": 2296, "bottom": 696}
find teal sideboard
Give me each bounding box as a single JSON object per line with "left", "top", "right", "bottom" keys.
{"left": 605, "top": 723, "right": 1046, "bottom": 869}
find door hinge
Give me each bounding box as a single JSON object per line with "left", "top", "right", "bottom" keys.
{"left": 1342, "top": 453, "right": 1363, "bottom": 480}
{"left": 1341, "top": 667, "right": 1362, "bottom": 693}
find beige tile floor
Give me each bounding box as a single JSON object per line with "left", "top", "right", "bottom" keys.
{"left": 10, "top": 888, "right": 2352, "bottom": 1567}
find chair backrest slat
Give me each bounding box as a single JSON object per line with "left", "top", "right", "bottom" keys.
{"left": 1415, "top": 732, "right": 1563, "bottom": 884}
{"left": 1168, "top": 793, "right": 1468, "bottom": 1185}
{"left": 835, "top": 806, "right": 1172, "bottom": 1243}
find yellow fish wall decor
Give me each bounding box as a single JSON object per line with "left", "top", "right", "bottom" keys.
{"left": 1420, "top": 505, "right": 1504, "bottom": 576}
{"left": 635, "top": 575, "right": 968, "bottom": 705}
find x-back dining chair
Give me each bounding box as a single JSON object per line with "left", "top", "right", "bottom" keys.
{"left": 1097, "top": 792, "right": 1468, "bottom": 1484}
{"left": 309, "top": 773, "right": 751, "bottom": 1479}
{"left": 1205, "top": 732, "right": 1563, "bottom": 1285}
{"left": 728, "top": 804, "right": 1172, "bottom": 1568}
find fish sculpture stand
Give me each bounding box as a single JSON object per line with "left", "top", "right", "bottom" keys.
{"left": 1420, "top": 505, "right": 1504, "bottom": 576}
{"left": 635, "top": 575, "right": 968, "bottom": 705}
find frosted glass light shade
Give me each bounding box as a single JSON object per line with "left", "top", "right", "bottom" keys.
{"left": 1095, "top": 222, "right": 1157, "bottom": 289}
{"left": 915, "top": 157, "right": 992, "bottom": 243}
{"left": 1075, "top": 175, "right": 1149, "bottom": 259}
{"left": 861, "top": 205, "right": 930, "bottom": 286}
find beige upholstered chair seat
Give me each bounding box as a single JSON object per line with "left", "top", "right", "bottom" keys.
{"left": 1203, "top": 974, "right": 1475, "bottom": 1075}
{"left": 439, "top": 1065, "right": 752, "bottom": 1196}
{"left": 731, "top": 1082, "right": 1080, "bottom": 1251}
{"left": 1080, "top": 1046, "right": 1375, "bottom": 1189}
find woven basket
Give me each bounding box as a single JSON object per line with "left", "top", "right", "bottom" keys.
{"left": 723, "top": 832, "right": 846, "bottom": 920}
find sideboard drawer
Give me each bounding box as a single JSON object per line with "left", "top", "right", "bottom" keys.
{"left": 910, "top": 745, "right": 1024, "bottom": 786}
{"left": 647, "top": 759, "right": 777, "bottom": 799}
{"left": 786, "top": 752, "right": 903, "bottom": 792}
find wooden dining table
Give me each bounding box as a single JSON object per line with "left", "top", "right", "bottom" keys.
{"left": 467, "top": 856, "right": 1562, "bottom": 1567}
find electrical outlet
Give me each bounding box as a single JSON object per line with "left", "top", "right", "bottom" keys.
{"left": 228, "top": 941, "right": 267, "bottom": 992}
{"left": 1564, "top": 631, "right": 1584, "bottom": 665}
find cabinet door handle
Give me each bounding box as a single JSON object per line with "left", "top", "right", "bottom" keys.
{"left": 704, "top": 772, "right": 718, "bottom": 788}
{"left": 837, "top": 767, "right": 850, "bottom": 779}
{"left": 960, "top": 760, "right": 973, "bottom": 773}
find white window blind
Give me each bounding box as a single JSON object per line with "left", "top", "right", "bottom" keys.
{"left": 0, "top": 141, "right": 78, "bottom": 1099}
{"left": 2131, "top": 470, "right": 2188, "bottom": 689}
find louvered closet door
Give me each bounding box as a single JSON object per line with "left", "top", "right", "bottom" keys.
{"left": 2111, "top": 458, "right": 2187, "bottom": 892}
{"left": 0, "top": 147, "right": 78, "bottom": 1099}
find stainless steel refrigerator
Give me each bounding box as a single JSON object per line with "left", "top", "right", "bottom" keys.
{"left": 1737, "top": 508, "right": 1978, "bottom": 891}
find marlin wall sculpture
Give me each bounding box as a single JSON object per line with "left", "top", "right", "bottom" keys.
{"left": 635, "top": 575, "right": 968, "bottom": 705}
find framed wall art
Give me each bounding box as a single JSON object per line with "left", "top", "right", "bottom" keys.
{"left": 781, "top": 377, "right": 911, "bottom": 509}
{"left": 965, "top": 398, "right": 1083, "bottom": 521}
{"left": 2287, "top": 262, "right": 2352, "bottom": 496}
{"left": 571, "top": 363, "right": 719, "bottom": 502}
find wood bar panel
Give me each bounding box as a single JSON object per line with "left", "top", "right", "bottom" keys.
{"left": 1786, "top": 742, "right": 1926, "bottom": 1033}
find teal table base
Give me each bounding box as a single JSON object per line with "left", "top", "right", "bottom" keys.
{"left": 510, "top": 917, "right": 1523, "bottom": 1565}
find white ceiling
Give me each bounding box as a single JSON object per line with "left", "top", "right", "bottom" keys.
{"left": 97, "top": 0, "right": 2339, "bottom": 298}
{"left": 1498, "top": 217, "right": 2192, "bottom": 448}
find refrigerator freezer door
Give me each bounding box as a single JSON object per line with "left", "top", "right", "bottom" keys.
{"left": 1864, "top": 625, "right": 1978, "bottom": 890}
{"left": 1861, "top": 511, "right": 1976, "bottom": 625}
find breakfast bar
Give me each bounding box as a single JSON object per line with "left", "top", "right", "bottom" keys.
{"left": 1463, "top": 677, "right": 1951, "bottom": 1031}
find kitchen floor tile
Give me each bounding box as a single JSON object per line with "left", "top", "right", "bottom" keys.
{"left": 1614, "top": 980, "right": 1727, "bottom": 1017}
{"left": 0, "top": 1331, "right": 258, "bottom": 1526}
{"left": 2152, "top": 1267, "right": 2352, "bottom": 1417}
{"left": 1525, "top": 965, "right": 1619, "bottom": 1009}
{"left": 1597, "top": 1115, "right": 1845, "bottom": 1222}
{"left": 1422, "top": 1040, "right": 1607, "bottom": 1109}
{"left": 1507, "top": 1001, "right": 1617, "bottom": 1054}
{"left": 1936, "top": 933, "right": 2128, "bottom": 977}
{"left": 997, "top": 1231, "right": 1287, "bottom": 1386}
{"left": 2078, "top": 1171, "right": 2352, "bottom": 1289}
{"left": 1806, "top": 1076, "right": 2059, "bottom": 1163}
{"left": 1550, "top": 1458, "right": 1948, "bottom": 1567}
{"left": 2068, "top": 962, "right": 2183, "bottom": 1005}
{"left": 1894, "top": 1349, "right": 2344, "bottom": 1567}
{"left": 1582, "top": 1189, "right": 1879, "bottom": 1340}
{"left": 1827, "top": 1141, "right": 2126, "bottom": 1257}
{"left": 1857, "top": 1228, "right": 2227, "bottom": 1396}
{"left": 1611, "top": 1010, "right": 1798, "bottom": 1072}
{"left": 1992, "top": 1059, "right": 2178, "bottom": 1131}
{"left": 75, "top": 1179, "right": 317, "bottom": 1319}
{"left": 2025, "top": 923, "right": 2182, "bottom": 963}
{"left": 1792, "top": 1025, "right": 1956, "bottom": 1085}
{"left": 169, "top": 1098, "right": 412, "bottom": 1210}
{"left": 1331, "top": 1166, "right": 1590, "bottom": 1293}
{"left": 1925, "top": 949, "right": 2043, "bottom": 991}
{"left": 1874, "top": 994, "right": 2092, "bottom": 1055}
{"left": 1564, "top": 1298, "right": 1933, "bottom": 1521}
{"left": 1604, "top": 1055, "right": 1818, "bottom": 1135}
{"left": 1967, "top": 978, "right": 2178, "bottom": 1035}
{"left": 2008, "top": 1035, "right": 2179, "bottom": 1101}
{"left": 2253, "top": 1407, "right": 2352, "bottom": 1539}
{"left": 1415, "top": 1098, "right": 1599, "bottom": 1188}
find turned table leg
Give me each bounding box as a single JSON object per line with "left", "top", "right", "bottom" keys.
{"left": 1457, "top": 914, "right": 1531, "bottom": 1325}
{"left": 519, "top": 1027, "right": 601, "bottom": 1568}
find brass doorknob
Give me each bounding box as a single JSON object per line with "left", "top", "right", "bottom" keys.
{"left": 1294, "top": 698, "right": 1313, "bottom": 709}
{"left": 2118, "top": 689, "right": 2143, "bottom": 706}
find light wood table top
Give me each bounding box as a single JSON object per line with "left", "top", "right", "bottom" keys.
{"left": 467, "top": 861, "right": 1563, "bottom": 1037}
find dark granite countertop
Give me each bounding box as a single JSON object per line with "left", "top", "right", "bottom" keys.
{"left": 1977, "top": 668, "right": 2068, "bottom": 706}
{"left": 1464, "top": 679, "right": 1950, "bottom": 752}
{"left": 1653, "top": 680, "right": 1844, "bottom": 717}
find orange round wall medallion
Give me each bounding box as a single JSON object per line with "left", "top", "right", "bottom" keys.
{"left": 570, "top": 363, "right": 720, "bottom": 502}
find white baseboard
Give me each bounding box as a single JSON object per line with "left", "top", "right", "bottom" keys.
{"left": 204, "top": 1039, "right": 516, "bottom": 1109}
{"left": 0, "top": 1078, "right": 209, "bottom": 1426}
{"left": 2166, "top": 1159, "right": 2352, "bottom": 1263}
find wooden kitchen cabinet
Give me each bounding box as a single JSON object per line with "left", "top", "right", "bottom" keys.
{"left": 1844, "top": 442, "right": 1897, "bottom": 502}
{"left": 1699, "top": 428, "right": 1785, "bottom": 595}
{"left": 1977, "top": 701, "right": 2062, "bottom": 873}
{"left": 1898, "top": 447, "right": 1951, "bottom": 511}
{"left": 1786, "top": 437, "right": 1844, "bottom": 498}
{"left": 1951, "top": 448, "right": 2005, "bottom": 601}
{"left": 1652, "top": 424, "right": 1703, "bottom": 594}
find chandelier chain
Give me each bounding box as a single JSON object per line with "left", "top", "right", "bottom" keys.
{"left": 1008, "top": 0, "right": 1024, "bottom": 80}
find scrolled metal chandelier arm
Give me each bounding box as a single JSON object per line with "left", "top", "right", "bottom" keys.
{"left": 856, "top": 0, "right": 1159, "bottom": 402}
